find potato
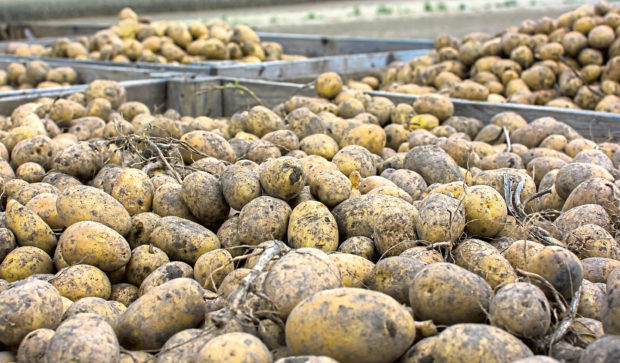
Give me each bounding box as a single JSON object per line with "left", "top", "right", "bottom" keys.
{"left": 116, "top": 278, "right": 205, "bottom": 350}
{"left": 473, "top": 168, "right": 537, "bottom": 209}
{"left": 6, "top": 199, "right": 57, "bottom": 254}
{"left": 0, "top": 246, "right": 53, "bottom": 282}
{"left": 179, "top": 131, "right": 236, "bottom": 163}
{"left": 461, "top": 185, "right": 508, "bottom": 238}
{"left": 521, "top": 65, "right": 556, "bottom": 91}
{"left": 502, "top": 240, "right": 544, "bottom": 270}
{"left": 432, "top": 324, "right": 533, "bottom": 362}
{"left": 340, "top": 124, "right": 386, "bottom": 155}
{"left": 181, "top": 171, "right": 229, "bottom": 225}
{"left": 454, "top": 239, "right": 517, "bottom": 288}
{"left": 366, "top": 256, "right": 426, "bottom": 304}
{"left": 110, "top": 168, "right": 154, "bottom": 216}
{"left": 86, "top": 98, "right": 113, "bottom": 121}
{"left": 315, "top": 72, "right": 343, "bottom": 99}
{"left": 415, "top": 192, "right": 465, "bottom": 244}
{"left": 373, "top": 207, "right": 417, "bottom": 256}
{"left": 286, "top": 107, "right": 326, "bottom": 140}
{"left": 42, "top": 171, "right": 82, "bottom": 192}
{"left": 332, "top": 194, "right": 417, "bottom": 240}
{"left": 17, "top": 328, "right": 55, "bottom": 363}
{"left": 150, "top": 216, "right": 220, "bottom": 264}
{"left": 327, "top": 252, "right": 374, "bottom": 288}
{"left": 56, "top": 185, "right": 132, "bottom": 235}
{"left": 110, "top": 283, "right": 139, "bottom": 307}
{"left": 0, "top": 279, "right": 63, "bottom": 346}
{"left": 578, "top": 279, "right": 605, "bottom": 320}
{"left": 566, "top": 224, "right": 619, "bottom": 259}
{"left": 192, "top": 249, "right": 232, "bottom": 291}
{"left": 337, "top": 236, "right": 376, "bottom": 261}
{"left": 51, "top": 264, "right": 111, "bottom": 301}
{"left": 45, "top": 313, "right": 120, "bottom": 362}
{"left": 11, "top": 135, "right": 56, "bottom": 170}
{"left": 527, "top": 246, "right": 583, "bottom": 299}
{"left": 404, "top": 145, "right": 464, "bottom": 185}
{"left": 194, "top": 332, "right": 271, "bottom": 363}
{"left": 59, "top": 221, "right": 130, "bottom": 272}
{"left": 264, "top": 248, "right": 341, "bottom": 318}
{"left": 259, "top": 156, "right": 306, "bottom": 201}
{"left": 152, "top": 183, "right": 196, "bottom": 221}
{"left": 580, "top": 336, "right": 620, "bottom": 363}
{"left": 583, "top": 257, "right": 620, "bottom": 283}
{"left": 16, "top": 162, "right": 45, "bottom": 183}
{"left": 139, "top": 261, "right": 193, "bottom": 295}
{"left": 490, "top": 282, "right": 551, "bottom": 338}
{"left": 156, "top": 328, "right": 213, "bottom": 363}
{"left": 85, "top": 80, "right": 126, "bottom": 109}
{"left": 410, "top": 263, "right": 492, "bottom": 325}
{"left": 332, "top": 145, "right": 376, "bottom": 177}
{"left": 286, "top": 287, "right": 415, "bottom": 363}
{"left": 288, "top": 201, "right": 338, "bottom": 252}
{"left": 555, "top": 204, "right": 612, "bottom": 234}
{"left": 450, "top": 80, "right": 490, "bottom": 101}
{"left": 385, "top": 169, "right": 427, "bottom": 201}
{"left": 309, "top": 169, "right": 348, "bottom": 206}
{"left": 62, "top": 297, "right": 122, "bottom": 326}
{"left": 0, "top": 228, "right": 16, "bottom": 263}
{"left": 237, "top": 196, "right": 292, "bottom": 245}
{"left": 14, "top": 182, "right": 60, "bottom": 206}
{"left": 125, "top": 245, "right": 169, "bottom": 287}
{"left": 126, "top": 212, "right": 160, "bottom": 249}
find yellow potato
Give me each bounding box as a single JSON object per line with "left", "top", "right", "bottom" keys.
{"left": 6, "top": 199, "right": 57, "bottom": 254}
{"left": 288, "top": 201, "right": 338, "bottom": 252}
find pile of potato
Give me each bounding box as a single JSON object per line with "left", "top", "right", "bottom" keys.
{"left": 0, "top": 73, "right": 618, "bottom": 363}
{"left": 0, "top": 60, "right": 78, "bottom": 93}
{"left": 353, "top": 1, "right": 620, "bottom": 113}
{"left": 2, "top": 8, "right": 304, "bottom": 65}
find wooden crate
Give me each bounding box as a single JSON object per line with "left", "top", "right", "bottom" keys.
{"left": 0, "top": 76, "right": 616, "bottom": 141}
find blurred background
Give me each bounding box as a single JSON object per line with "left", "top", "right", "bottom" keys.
{"left": 0, "top": 0, "right": 606, "bottom": 39}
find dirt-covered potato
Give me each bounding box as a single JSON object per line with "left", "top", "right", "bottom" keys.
{"left": 56, "top": 185, "right": 132, "bottom": 235}
{"left": 85, "top": 80, "right": 126, "bottom": 109}
{"left": 372, "top": 207, "right": 417, "bottom": 256}
{"left": 150, "top": 216, "right": 220, "bottom": 264}
{"left": 309, "top": 169, "right": 351, "bottom": 207}
{"left": 45, "top": 313, "right": 120, "bottom": 362}
{"left": 181, "top": 171, "right": 229, "bottom": 224}
{"left": 555, "top": 204, "right": 612, "bottom": 234}
{"left": 6, "top": 198, "right": 57, "bottom": 254}
{"left": 0, "top": 279, "right": 63, "bottom": 346}
{"left": 527, "top": 246, "right": 583, "bottom": 300}
{"left": 490, "top": 282, "right": 551, "bottom": 338}
{"left": 126, "top": 212, "right": 160, "bottom": 249}
{"left": 0, "top": 246, "right": 53, "bottom": 282}
{"left": 237, "top": 196, "right": 291, "bottom": 245}
{"left": 138, "top": 261, "right": 193, "bottom": 295}
{"left": 116, "top": 278, "right": 205, "bottom": 350}
{"left": 327, "top": 252, "right": 374, "bottom": 288}
{"left": 286, "top": 287, "right": 415, "bottom": 363}
{"left": 62, "top": 297, "right": 122, "bottom": 326}
{"left": 123, "top": 244, "right": 169, "bottom": 287}
{"left": 366, "top": 256, "right": 426, "bottom": 303}
{"left": 582, "top": 257, "right": 620, "bottom": 283}
{"left": 337, "top": 236, "right": 376, "bottom": 261}
{"left": 287, "top": 201, "right": 338, "bottom": 252}
{"left": 566, "top": 224, "right": 619, "bottom": 259}
{"left": 332, "top": 194, "right": 417, "bottom": 239}
{"left": 155, "top": 328, "right": 213, "bottom": 363}
{"left": 453, "top": 239, "right": 517, "bottom": 288}
{"left": 580, "top": 335, "right": 620, "bottom": 363}
{"left": 110, "top": 168, "right": 154, "bottom": 216}
{"left": 413, "top": 94, "right": 455, "bottom": 121}
{"left": 193, "top": 249, "right": 233, "bottom": 291}
{"left": 110, "top": 283, "right": 139, "bottom": 307}
{"left": 259, "top": 156, "right": 306, "bottom": 200}
{"left": 152, "top": 183, "right": 196, "bottom": 221}
{"left": 59, "top": 221, "right": 130, "bottom": 272}
{"left": 179, "top": 130, "right": 236, "bottom": 163}
{"left": 410, "top": 263, "right": 493, "bottom": 325}
{"left": 264, "top": 248, "right": 341, "bottom": 318}
{"left": 193, "top": 332, "right": 271, "bottom": 363}
{"left": 332, "top": 145, "right": 376, "bottom": 177}
{"left": 462, "top": 185, "right": 508, "bottom": 238}
{"left": 404, "top": 144, "right": 464, "bottom": 185}
{"left": 433, "top": 324, "right": 533, "bottom": 362}
{"left": 315, "top": 72, "right": 343, "bottom": 99}
{"left": 51, "top": 264, "right": 111, "bottom": 301}
{"left": 415, "top": 192, "right": 465, "bottom": 244}
{"left": 17, "top": 328, "right": 55, "bottom": 363}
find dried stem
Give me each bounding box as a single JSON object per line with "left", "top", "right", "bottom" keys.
{"left": 503, "top": 126, "right": 511, "bottom": 153}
